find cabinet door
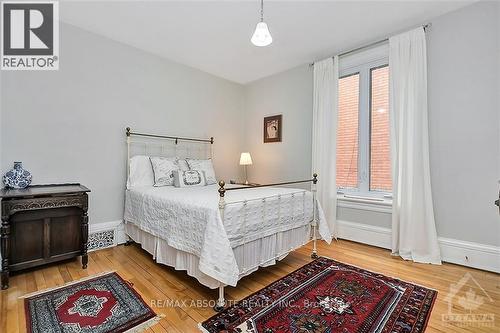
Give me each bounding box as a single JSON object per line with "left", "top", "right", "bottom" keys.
{"left": 50, "top": 207, "right": 82, "bottom": 257}
{"left": 10, "top": 216, "right": 45, "bottom": 265}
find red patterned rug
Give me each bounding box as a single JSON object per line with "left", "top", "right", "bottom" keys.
{"left": 200, "top": 257, "right": 437, "bottom": 333}
{"left": 24, "top": 272, "right": 158, "bottom": 333}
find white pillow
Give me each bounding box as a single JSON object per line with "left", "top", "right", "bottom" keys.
{"left": 127, "top": 155, "right": 154, "bottom": 188}
{"left": 150, "top": 157, "right": 179, "bottom": 186}
{"left": 176, "top": 158, "right": 190, "bottom": 171}
{"left": 186, "top": 159, "right": 217, "bottom": 185}
{"left": 173, "top": 170, "right": 206, "bottom": 187}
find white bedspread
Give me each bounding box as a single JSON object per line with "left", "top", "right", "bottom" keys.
{"left": 124, "top": 185, "right": 331, "bottom": 287}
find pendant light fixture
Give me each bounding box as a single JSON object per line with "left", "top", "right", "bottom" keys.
{"left": 251, "top": 0, "right": 273, "bottom": 47}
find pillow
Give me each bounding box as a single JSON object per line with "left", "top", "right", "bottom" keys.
{"left": 173, "top": 170, "right": 206, "bottom": 187}
{"left": 150, "top": 157, "right": 179, "bottom": 186}
{"left": 186, "top": 159, "right": 217, "bottom": 185}
{"left": 176, "top": 158, "right": 190, "bottom": 171}
{"left": 127, "top": 155, "right": 154, "bottom": 188}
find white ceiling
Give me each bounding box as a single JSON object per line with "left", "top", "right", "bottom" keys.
{"left": 60, "top": 0, "right": 475, "bottom": 84}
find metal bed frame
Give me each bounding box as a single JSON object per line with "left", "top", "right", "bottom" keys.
{"left": 125, "top": 127, "right": 319, "bottom": 311}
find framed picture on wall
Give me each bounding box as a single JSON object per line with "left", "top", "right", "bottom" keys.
{"left": 263, "top": 115, "right": 282, "bottom": 143}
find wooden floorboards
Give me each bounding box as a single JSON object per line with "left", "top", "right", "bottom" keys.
{"left": 1, "top": 239, "right": 499, "bottom": 332}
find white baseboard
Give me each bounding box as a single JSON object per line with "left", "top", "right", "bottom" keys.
{"left": 336, "top": 220, "right": 392, "bottom": 249}
{"left": 437, "top": 237, "right": 500, "bottom": 274}
{"left": 89, "top": 220, "right": 122, "bottom": 233}
{"left": 337, "top": 220, "right": 500, "bottom": 273}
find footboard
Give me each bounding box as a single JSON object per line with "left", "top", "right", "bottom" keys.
{"left": 213, "top": 174, "right": 319, "bottom": 311}
{"left": 218, "top": 173, "right": 319, "bottom": 259}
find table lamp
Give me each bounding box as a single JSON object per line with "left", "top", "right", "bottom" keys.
{"left": 239, "top": 152, "right": 253, "bottom": 185}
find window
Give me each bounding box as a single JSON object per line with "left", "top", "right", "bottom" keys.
{"left": 336, "top": 47, "right": 391, "bottom": 197}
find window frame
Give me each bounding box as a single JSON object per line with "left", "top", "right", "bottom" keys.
{"left": 337, "top": 44, "right": 391, "bottom": 199}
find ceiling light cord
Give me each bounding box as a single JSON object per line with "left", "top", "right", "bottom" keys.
{"left": 260, "top": 0, "right": 264, "bottom": 22}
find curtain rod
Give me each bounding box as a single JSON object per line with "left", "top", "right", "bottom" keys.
{"left": 309, "top": 23, "right": 431, "bottom": 67}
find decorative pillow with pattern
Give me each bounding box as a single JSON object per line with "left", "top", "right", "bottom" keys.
{"left": 150, "top": 157, "right": 179, "bottom": 186}
{"left": 186, "top": 159, "right": 217, "bottom": 185}
{"left": 173, "top": 170, "right": 206, "bottom": 187}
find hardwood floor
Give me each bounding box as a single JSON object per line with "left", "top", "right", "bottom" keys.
{"left": 1, "top": 240, "right": 499, "bottom": 332}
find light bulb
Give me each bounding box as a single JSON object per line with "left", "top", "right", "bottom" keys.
{"left": 251, "top": 21, "right": 273, "bottom": 47}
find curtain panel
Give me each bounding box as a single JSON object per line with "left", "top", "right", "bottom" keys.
{"left": 312, "top": 57, "right": 339, "bottom": 237}
{"left": 389, "top": 28, "right": 441, "bottom": 264}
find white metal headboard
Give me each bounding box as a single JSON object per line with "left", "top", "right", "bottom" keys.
{"left": 125, "top": 127, "right": 214, "bottom": 177}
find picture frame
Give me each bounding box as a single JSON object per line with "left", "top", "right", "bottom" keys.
{"left": 263, "top": 115, "right": 282, "bottom": 143}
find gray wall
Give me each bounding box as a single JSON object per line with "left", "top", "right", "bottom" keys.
{"left": 243, "top": 65, "right": 313, "bottom": 184}
{"left": 243, "top": 1, "right": 500, "bottom": 246}
{"left": 0, "top": 23, "right": 245, "bottom": 225}
{"left": 427, "top": 0, "right": 499, "bottom": 246}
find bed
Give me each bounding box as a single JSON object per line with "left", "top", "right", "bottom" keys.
{"left": 123, "top": 128, "right": 332, "bottom": 310}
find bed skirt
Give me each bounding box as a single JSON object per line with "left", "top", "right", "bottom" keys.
{"left": 125, "top": 222, "right": 310, "bottom": 289}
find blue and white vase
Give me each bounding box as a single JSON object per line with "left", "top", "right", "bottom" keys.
{"left": 3, "top": 162, "right": 32, "bottom": 189}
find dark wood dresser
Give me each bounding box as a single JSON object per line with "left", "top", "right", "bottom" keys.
{"left": 0, "top": 184, "right": 90, "bottom": 289}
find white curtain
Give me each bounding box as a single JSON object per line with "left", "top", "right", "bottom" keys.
{"left": 312, "top": 57, "right": 339, "bottom": 237}
{"left": 389, "top": 28, "right": 441, "bottom": 264}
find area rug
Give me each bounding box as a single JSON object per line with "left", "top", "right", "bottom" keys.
{"left": 24, "top": 272, "right": 159, "bottom": 333}
{"left": 200, "top": 257, "right": 437, "bottom": 333}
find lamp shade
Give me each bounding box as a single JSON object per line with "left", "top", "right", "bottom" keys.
{"left": 239, "top": 152, "right": 253, "bottom": 165}
{"left": 251, "top": 21, "right": 273, "bottom": 47}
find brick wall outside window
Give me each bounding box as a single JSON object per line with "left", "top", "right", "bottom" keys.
{"left": 336, "top": 73, "right": 359, "bottom": 189}
{"left": 370, "top": 66, "right": 392, "bottom": 191}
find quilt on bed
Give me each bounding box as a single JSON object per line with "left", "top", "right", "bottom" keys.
{"left": 124, "top": 185, "right": 331, "bottom": 287}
